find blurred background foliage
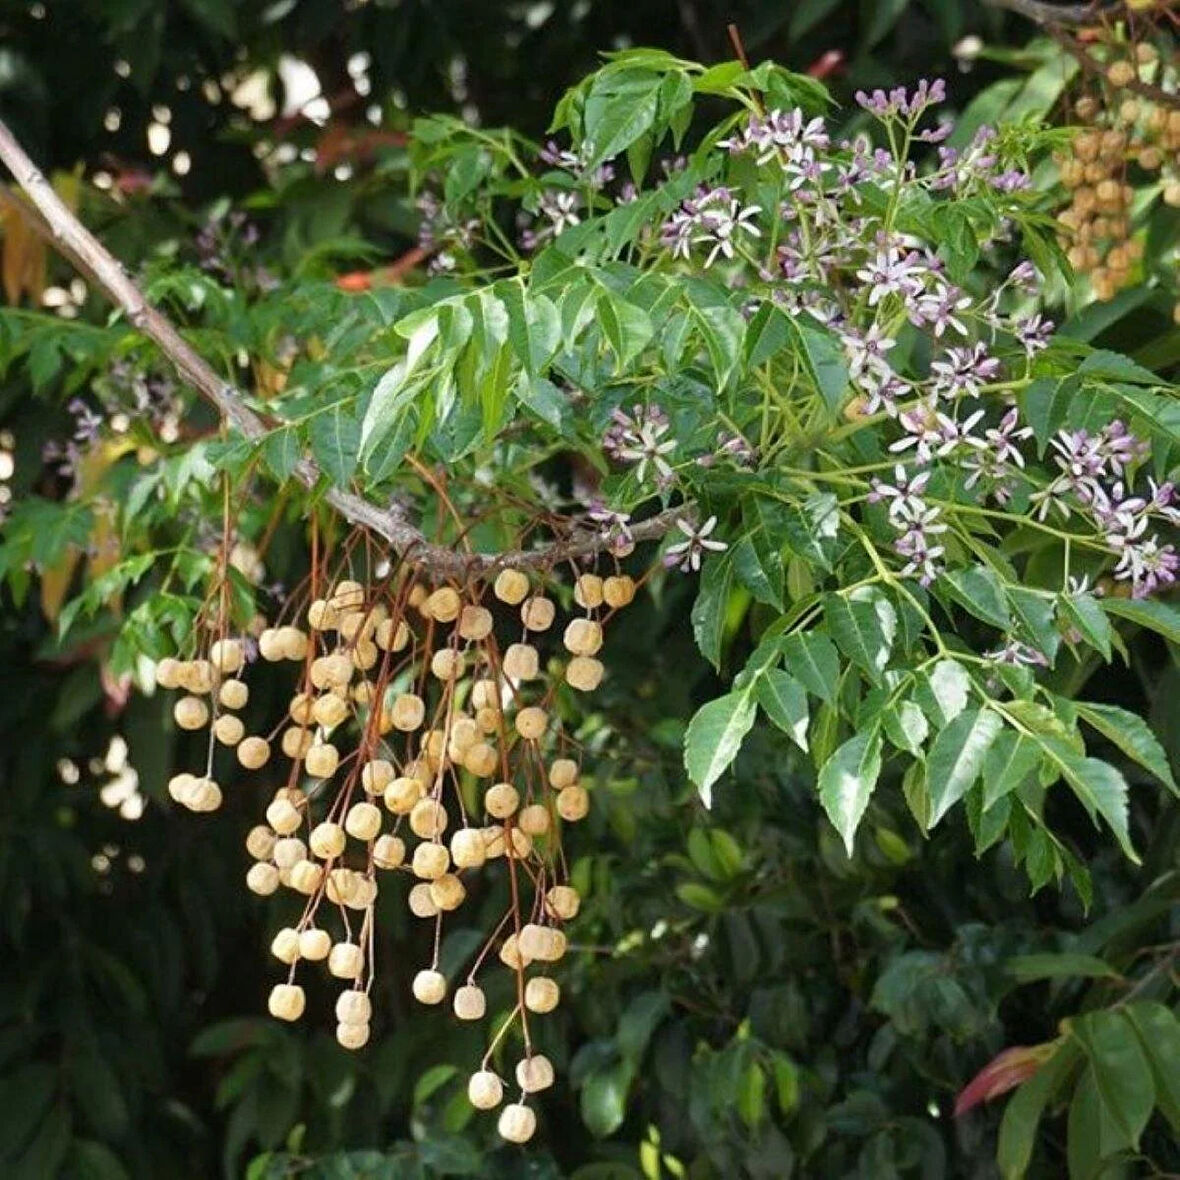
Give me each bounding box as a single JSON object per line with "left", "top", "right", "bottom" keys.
{"left": 0, "top": 1, "right": 1178, "bottom": 1178}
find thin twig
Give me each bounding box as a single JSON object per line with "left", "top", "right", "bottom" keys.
{"left": 0, "top": 118, "right": 683, "bottom": 580}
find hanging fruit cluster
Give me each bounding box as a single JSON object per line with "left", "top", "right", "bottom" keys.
{"left": 1053, "top": 13, "right": 1180, "bottom": 309}
{"left": 155, "top": 545, "right": 637, "bottom": 1144}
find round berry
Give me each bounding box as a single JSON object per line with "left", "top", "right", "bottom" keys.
{"left": 412, "top": 842, "right": 450, "bottom": 880}
{"left": 174, "top": 696, "right": 208, "bottom": 730}
{"left": 525, "top": 976, "right": 560, "bottom": 1013}
{"left": 271, "top": 927, "right": 300, "bottom": 964}
{"left": 245, "top": 825, "right": 277, "bottom": 860}
{"left": 498, "top": 1103, "right": 537, "bottom": 1144}
{"left": 557, "top": 784, "right": 590, "bottom": 822}
{"left": 493, "top": 568, "right": 529, "bottom": 605}
{"left": 520, "top": 595, "right": 555, "bottom": 632}
{"left": 298, "top": 928, "right": 331, "bottom": 960}
{"left": 391, "top": 693, "right": 425, "bottom": 732}
{"left": 408, "top": 882, "right": 439, "bottom": 918}
{"left": 268, "top": 983, "right": 305, "bottom": 1022}
{"left": 429, "top": 873, "right": 466, "bottom": 911}
{"left": 468, "top": 1070, "right": 503, "bottom": 1110}
{"left": 412, "top": 969, "right": 447, "bottom": 1005}
{"left": 336, "top": 1021, "right": 370, "bottom": 1050}
{"left": 545, "top": 884, "right": 581, "bottom": 920}
{"left": 246, "top": 862, "right": 280, "bottom": 895}
{"left": 335, "top": 990, "right": 372, "bottom": 1025}
{"left": 328, "top": 941, "right": 364, "bottom": 980}
{"left": 345, "top": 802, "right": 382, "bottom": 842}
{"left": 503, "top": 643, "right": 539, "bottom": 681}
{"left": 214, "top": 713, "right": 245, "bottom": 746}
{"left": 453, "top": 984, "right": 486, "bottom": 1021}
{"left": 485, "top": 782, "right": 519, "bottom": 819}
{"left": 515, "top": 1054, "right": 554, "bottom": 1093}
{"left": 565, "top": 656, "right": 603, "bottom": 691}
{"left": 574, "top": 574, "right": 604, "bottom": 608}
{"left": 304, "top": 742, "right": 339, "bottom": 778}
{"left": 515, "top": 706, "right": 548, "bottom": 741}
{"left": 373, "top": 834, "right": 406, "bottom": 869}
{"left": 238, "top": 736, "right": 271, "bottom": 769}
{"left": 383, "top": 777, "right": 422, "bottom": 815}
{"left": 451, "top": 827, "right": 487, "bottom": 869}
{"left": 309, "top": 821, "right": 346, "bottom": 859}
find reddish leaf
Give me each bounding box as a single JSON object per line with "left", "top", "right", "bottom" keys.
{"left": 955, "top": 1042, "right": 1059, "bottom": 1116}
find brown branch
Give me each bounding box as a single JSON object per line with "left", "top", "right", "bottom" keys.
{"left": 980, "top": 0, "right": 1122, "bottom": 24}
{"left": 0, "top": 117, "right": 683, "bottom": 581}
{"left": 1046, "top": 24, "right": 1180, "bottom": 110}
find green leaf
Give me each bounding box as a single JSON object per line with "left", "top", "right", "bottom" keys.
{"left": 914, "top": 658, "right": 971, "bottom": 727}
{"left": 1038, "top": 740, "right": 1138, "bottom": 863}
{"left": 781, "top": 631, "right": 840, "bottom": 705}
{"left": 69, "top": 1140, "right": 132, "bottom": 1180}
{"left": 1078, "top": 349, "right": 1161, "bottom": 385}
{"left": 309, "top": 404, "right": 360, "bottom": 486}
{"left": 360, "top": 362, "right": 419, "bottom": 460}
{"left": 582, "top": 68, "right": 662, "bottom": 167}
{"left": 789, "top": 316, "right": 849, "bottom": 416}
{"left": 1006, "top": 953, "right": 1120, "bottom": 983}
{"left": 743, "top": 302, "right": 792, "bottom": 369}
{"left": 261, "top": 427, "right": 301, "bottom": 483}
{"left": 882, "top": 699, "right": 929, "bottom": 755}
{"left": 684, "top": 690, "right": 757, "bottom": 807}
{"left": 982, "top": 730, "right": 1042, "bottom": 809}
{"left": 1123, "top": 1002, "right": 1180, "bottom": 1133}
{"left": 1059, "top": 593, "right": 1112, "bottom": 661}
{"left": 732, "top": 535, "right": 781, "bottom": 609}
{"left": 1074, "top": 701, "right": 1176, "bottom": 793}
{"left": 580, "top": 1060, "right": 633, "bottom": 1138}
{"left": 818, "top": 729, "right": 883, "bottom": 856}
{"left": 691, "top": 547, "right": 734, "bottom": 670}
{"left": 1067, "top": 1068, "right": 1104, "bottom": 1180}
{"left": 824, "top": 592, "right": 896, "bottom": 684}
{"left": 998, "top": 1040, "right": 1081, "bottom": 1180}
{"left": 1008, "top": 589, "right": 1059, "bottom": 664}
{"left": 1102, "top": 596, "right": 1180, "bottom": 644}
{"left": 944, "top": 567, "right": 1011, "bottom": 630}
{"left": 927, "top": 708, "right": 1004, "bottom": 827}
{"left": 756, "top": 670, "right": 809, "bottom": 750}
{"left": 597, "top": 290, "right": 653, "bottom": 371}
{"left": 683, "top": 284, "right": 745, "bottom": 390}
{"left": 1021, "top": 375, "right": 1077, "bottom": 452}
{"left": 1067, "top": 1010, "right": 1154, "bottom": 1150}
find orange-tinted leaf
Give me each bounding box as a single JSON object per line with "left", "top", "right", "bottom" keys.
{"left": 955, "top": 1041, "right": 1059, "bottom": 1116}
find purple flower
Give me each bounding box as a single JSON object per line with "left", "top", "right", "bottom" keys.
{"left": 586, "top": 501, "right": 635, "bottom": 557}
{"left": 985, "top": 639, "right": 1050, "bottom": 668}
{"left": 930, "top": 344, "right": 1001, "bottom": 400}
{"left": 909, "top": 282, "right": 972, "bottom": 338}
{"left": 664, "top": 516, "right": 727, "bottom": 572}
{"left": 856, "top": 247, "right": 925, "bottom": 306}
{"left": 869, "top": 464, "right": 932, "bottom": 521}
{"left": 604, "top": 405, "right": 676, "bottom": 485}
{"left": 855, "top": 78, "right": 946, "bottom": 120}
{"left": 1012, "top": 313, "right": 1053, "bottom": 358}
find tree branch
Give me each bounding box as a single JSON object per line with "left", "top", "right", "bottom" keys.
{"left": 0, "top": 117, "right": 683, "bottom": 580}
{"left": 980, "top": 0, "right": 1121, "bottom": 24}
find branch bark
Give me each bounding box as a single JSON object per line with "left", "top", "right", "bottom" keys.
{"left": 980, "top": 0, "right": 1121, "bottom": 24}
{"left": 0, "top": 118, "right": 683, "bottom": 580}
